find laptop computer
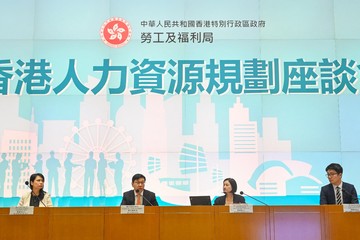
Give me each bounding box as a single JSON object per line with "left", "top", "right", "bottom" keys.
{"left": 189, "top": 196, "right": 212, "bottom": 206}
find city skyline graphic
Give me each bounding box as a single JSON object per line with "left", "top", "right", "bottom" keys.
{"left": 0, "top": 75, "right": 324, "bottom": 205}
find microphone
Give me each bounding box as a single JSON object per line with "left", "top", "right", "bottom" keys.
{"left": 135, "top": 189, "right": 153, "bottom": 206}
{"left": 24, "top": 181, "right": 47, "bottom": 207}
{"left": 342, "top": 188, "right": 359, "bottom": 204}
{"left": 240, "top": 191, "right": 269, "bottom": 206}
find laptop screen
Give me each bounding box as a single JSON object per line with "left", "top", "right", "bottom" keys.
{"left": 189, "top": 196, "right": 212, "bottom": 206}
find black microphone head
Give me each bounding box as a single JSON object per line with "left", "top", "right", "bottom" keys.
{"left": 240, "top": 191, "right": 244, "bottom": 195}
{"left": 25, "top": 181, "right": 29, "bottom": 185}
{"left": 135, "top": 189, "right": 140, "bottom": 193}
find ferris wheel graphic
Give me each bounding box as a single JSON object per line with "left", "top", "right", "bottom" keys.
{"left": 60, "top": 119, "right": 136, "bottom": 197}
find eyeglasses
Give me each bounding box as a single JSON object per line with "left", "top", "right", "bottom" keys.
{"left": 325, "top": 173, "right": 338, "bottom": 177}
{"left": 134, "top": 181, "right": 145, "bottom": 185}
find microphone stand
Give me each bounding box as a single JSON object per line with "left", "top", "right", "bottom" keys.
{"left": 142, "top": 195, "right": 154, "bottom": 206}
{"left": 240, "top": 191, "right": 269, "bottom": 206}
{"left": 135, "top": 189, "right": 153, "bottom": 206}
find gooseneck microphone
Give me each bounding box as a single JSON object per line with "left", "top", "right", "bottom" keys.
{"left": 135, "top": 189, "right": 153, "bottom": 206}
{"left": 342, "top": 188, "right": 359, "bottom": 204}
{"left": 24, "top": 181, "right": 47, "bottom": 207}
{"left": 240, "top": 191, "right": 269, "bottom": 206}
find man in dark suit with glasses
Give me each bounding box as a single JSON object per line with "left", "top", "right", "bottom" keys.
{"left": 320, "top": 163, "right": 358, "bottom": 205}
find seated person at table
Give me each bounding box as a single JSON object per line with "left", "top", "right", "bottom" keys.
{"left": 214, "top": 178, "right": 245, "bottom": 205}
{"left": 320, "top": 163, "right": 358, "bottom": 205}
{"left": 121, "top": 173, "right": 158, "bottom": 206}
{"left": 18, "top": 173, "right": 53, "bottom": 207}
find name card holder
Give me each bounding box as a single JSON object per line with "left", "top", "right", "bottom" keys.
{"left": 343, "top": 204, "right": 360, "bottom": 213}
{"left": 9, "top": 206, "right": 34, "bottom": 215}
{"left": 229, "top": 204, "right": 253, "bottom": 213}
{"left": 121, "top": 205, "right": 145, "bottom": 214}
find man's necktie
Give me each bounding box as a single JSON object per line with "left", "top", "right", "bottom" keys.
{"left": 136, "top": 194, "right": 141, "bottom": 205}
{"left": 336, "top": 186, "right": 342, "bottom": 205}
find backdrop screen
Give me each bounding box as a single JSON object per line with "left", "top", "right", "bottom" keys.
{"left": 0, "top": 0, "right": 360, "bottom": 206}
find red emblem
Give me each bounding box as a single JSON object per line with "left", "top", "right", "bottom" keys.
{"left": 100, "top": 17, "right": 132, "bottom": 48}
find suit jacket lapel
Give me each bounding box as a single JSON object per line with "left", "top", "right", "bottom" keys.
{"left": 130, "top": 190, "right": 135, "bottom": 205}
{"left": 143, "top": 190, "right": 149, "bottom": 205}
{"left": 342, "top": 183, "right": 350, "bottom": 203}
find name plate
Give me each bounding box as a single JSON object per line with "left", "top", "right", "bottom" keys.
{"left": 229, "top": 204, "right": 253, "bottom": 213}
{"left": 9, "top": 206, "right": 34, "bottom": 215}
{"left": 343, "top": 204, "right": 360, "bottom": 212}
{"left": 121, "top": 205, "right": 145, "bottom": 214}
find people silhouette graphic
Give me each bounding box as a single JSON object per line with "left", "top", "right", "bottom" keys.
{"left": 84, "top": 151, "right": 97, "bottom": 196}
{"left": 46, "top": 151, "right": 61, "bottom": 196}
{"left": 97, "top": 152, "right": 107, "bottom": 196}
{"left": 0, "top": 153, "right": 9, "bottom": 197}
{"left": 63, "top": 152, "right": 81, "bottom": 196}
{"left": 109, "top": 152, "right": 124, "bottom": 196}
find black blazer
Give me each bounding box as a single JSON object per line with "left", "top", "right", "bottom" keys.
{"left": 213, "top": 193, "right": 245, "bottom": 205}
{"left": 121, "top": 189, "right": 159, "bottom": 206}
{"left": 320, "top": 182, "right": 359, "bottom": 204}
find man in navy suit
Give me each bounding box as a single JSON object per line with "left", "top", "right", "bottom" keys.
{"left": 121, "top": 173, "right": 158, "bottom": 206}
{"left": 320, "top": 163, "right": 358, "bottom": 205}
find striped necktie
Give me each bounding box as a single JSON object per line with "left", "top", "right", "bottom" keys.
{"left": 336, "top": 186, "right": 342, "bottom": 205}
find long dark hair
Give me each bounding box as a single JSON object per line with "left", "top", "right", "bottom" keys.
{"left": 29, "top": 173, "right": 45, "bottom": 200}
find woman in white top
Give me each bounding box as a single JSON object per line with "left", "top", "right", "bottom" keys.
{"left": 18, "top": 173, "right": 52, "bottom": 207}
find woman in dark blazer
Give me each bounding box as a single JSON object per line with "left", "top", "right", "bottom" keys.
{"left": 214, "top": 178, "right": 245, "bottom": 205}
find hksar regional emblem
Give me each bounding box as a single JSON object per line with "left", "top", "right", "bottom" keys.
{"left": 100, "top": 17, "right": 132, "bottom": 48}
